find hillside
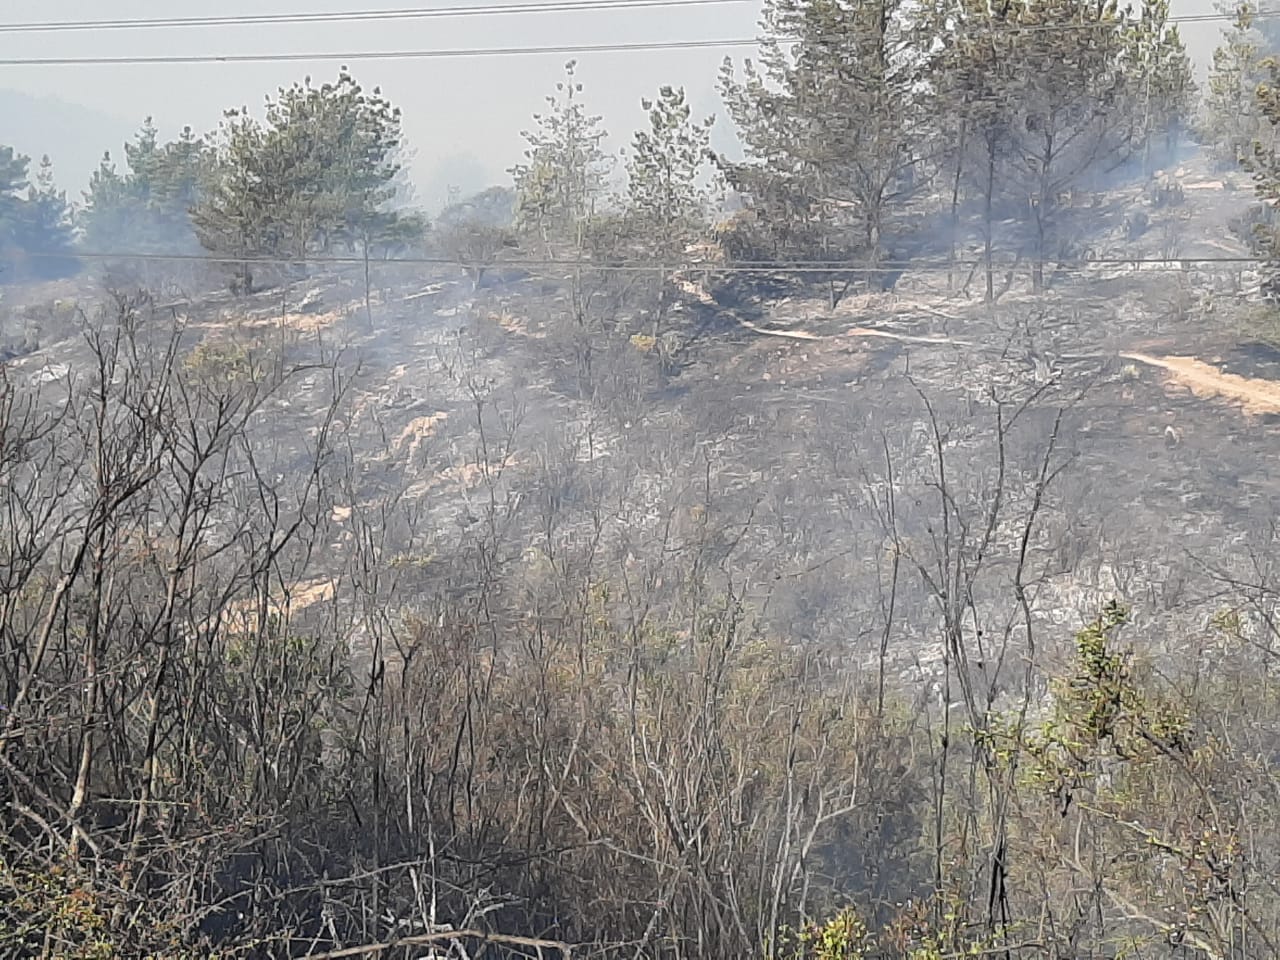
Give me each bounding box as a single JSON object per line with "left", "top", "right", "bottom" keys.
{"left": 4, "top": 148, "right": 1280, "bottom": 954}
{"left": 7, "top": 1, "right": 1280, "bottom": 953}
{"left": 4, "top": 153, "right": 1269, "bottom": 662}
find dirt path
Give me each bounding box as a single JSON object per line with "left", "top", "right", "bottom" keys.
{"left": 1122, "top": 352, "right": 1280, "bottom": 416}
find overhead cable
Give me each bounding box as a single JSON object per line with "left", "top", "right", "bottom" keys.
{"left": 8, "top": 249, "right": 1270, "bottom": 273}
{"left": 0, "top": 37, "right": 760, "bottom": 67}
{"left": 0, "top": 0, "right": 749, "bottom": 35}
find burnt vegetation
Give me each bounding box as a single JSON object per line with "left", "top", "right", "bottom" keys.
{"left": 7, "top": 1, "right": 1280, "bottom": 958}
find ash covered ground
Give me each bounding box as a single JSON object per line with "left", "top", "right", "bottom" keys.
{"left": 4, "top": 156, "right": 1279, "bottom": 704}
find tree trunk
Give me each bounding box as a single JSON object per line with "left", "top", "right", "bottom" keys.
{"left": 984, "top": 138, "right": 997, "bottom": 304}
{"left": 950, "top": 120, "right": 968, "bottom": 293}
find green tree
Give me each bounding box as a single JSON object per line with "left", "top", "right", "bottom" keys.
{"left": 0, "top": 149, "right": 75, "bottom": 279}
{"left": 1243, "top": 55, "right": 1280, "bottom": 292}
{"left": 1202, "top": 1, "right": 1270, "bottom": 168}
{"left": 193, "top": 69, "right": 420, "bottom": 288}
{"left": 719, "top": 0, "right": 926, "bottom": 299}
{"left": 0, "top": 145, "right": 30, "bottom": 254}
{"left": 191, "top": 111, "right": 271, "bottom": 292}
{"left": 80, "top": 120, "right": 211, "bottom": 254}
{"left": 929, "top": 0, "right": 1027, "bottom": 300}
{"left": 21, "top": 155, "right": 74, "bottom": 256}
{"left": 79, "top": 152, "right": 129, "bottom": 250}
{"left": 995, "top": 0, "right": 1139, "bottom": 290}
{"left": 510, "top": 60, "right": 612, "bottom": 253}
{"left": 258, "top": 69, "right": 412, "bottom": 256}
{"left": 624, "top": 85, "right": 716, "bottom": 260}
{"left": 1125, "top": 0, "right": 1196, "bottom": 171}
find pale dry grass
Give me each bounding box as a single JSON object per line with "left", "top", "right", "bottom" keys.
{"left": 392, "top": 412, "right": 449, "bottom": 461}
{"left": 1122, "top": 351, "right": 1280, "bottom": 417}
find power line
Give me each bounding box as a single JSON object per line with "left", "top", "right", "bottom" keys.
{"left": 931, "top": 8, "right": 1278, "bottom": 36}
{"left": 9, "top": 249, "right": 1271, "bottom": 273}
{"left": 0, "top": 5, "right": 1262, "bottom": 66}
{"left": 0, "top": 37, "right": 759, "bottom": 67}
{"left": 0, "top": 2, "right": 1266, "bottom": 48}
{"left": 0, "top": 0, "right": 749, "bottom": 35}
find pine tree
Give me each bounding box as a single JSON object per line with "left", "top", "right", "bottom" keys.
{"left": 929, "top": 0, "right": 1028, "bottom": 300}
{"left": 624, "top": 86, "right": 716, "bottom": 261}
{"left": 258, "top": 69, "right": 411, "bottom": 256}
{"left": 1243, "top": 56, "right": 1280, "bottom": 292}
{"left": 123, "top": 117, "right": 162, "bottom": 209}
{"left": 719, "top": 0, "right": 927, "bottom": 298}
{"left": 1202, "top": 1, "right": 1269, "bottom": 168}
{"left": 151, "top": 126, "right": 209, "bottom": 243}
{"left": 996, "top": 0, "right": 1139, "bottom": 290}
{"left": 510, "top": 60, "right": 612, "bottom": 253}
{"left": 193, "top": 69, "right": 420, "bottom": 287}
{"left": 191, "top": 112, "right": 271, "bottom": 292}
{"left": 81, "top": 121, "right": 211, "bottom": 254}
{"left": 1125, "top": 0, "right": 1196, "bottom": 171}
{"left": 0, "top": 145, "right": 31, "bottom": 254}
{"left": 21, "top": 155, "right": 74, "bottom": 256}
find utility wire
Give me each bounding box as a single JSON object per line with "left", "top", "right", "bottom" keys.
{"left": 0, "top": 16, "right": 1258, "bottom": 68}
{"left": 0, "top": 2, "right": 1266, "bottom": 44}
{"left": 0, "top": 5, "right": 1264, "bottom": 66}
{"left": 0, "top": 0, "right": 750, "bottom": 35}
{"left": 0, "top": 37, "right": 759, "bottom": 67}
{"left": 8, "top": 250, "right": 1271, "bottom": 273}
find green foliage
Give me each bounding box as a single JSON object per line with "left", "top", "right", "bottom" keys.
{"left": 181, "top": 338, "right": 258, "bottom": 383}
{"left": 190, "top": 112, "right": 267, "bottom": 292}
{"left": 1243, "top": 55, "right": 1280, "bottom": 289}
{"left": 0, "top": 147, "right": 76, "bottom": 280}
{"left": 22, "top": 155, "right": 75, "bottom": 256}
{"left": 1203, "top": 1, "right": 1271, "bottom": 167}
{"left": 624, "top": 85, "right": 716, "bottom": 258}
{"left": 193, "top": 69, "right": 422, "bottom": 288}
{"left": 775, "top": 907, "right": 873, "bottom": 960}
{"left": 80, "top": 119, "right": 212, "bottom": 255}
{"left": 719, "top": 0, "right": 925, "bottom": 272}
{"left": 0, "top": 860, "right": 208, "bottom": 959}
{"left": 510, "top": 60, "right": 612, "bottom": 249}
{"left": 0, "top": 144, "right": 30, "bottom": 254}
{"left": 775, "top": 898, "right": 1005, "bottom": 960}
{"left": 1125, "top": 0, "right": 1197, "bottom": 168}
{"left": 982, "top": 602, "right": 1192, "bottom": 801}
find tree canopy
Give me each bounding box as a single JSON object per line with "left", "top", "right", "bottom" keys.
{"left": 192, "top": 69, "right": 423, "bottom": 288}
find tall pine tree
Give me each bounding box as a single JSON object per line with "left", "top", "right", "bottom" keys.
{"left": 193, "top": 69, "right": 420, "bottom": 288}
{"left": 510, "top": 60, "right": 612, "bottom": 254}
{"left": 0, "top": 145, "right": 30, "bottom": 256}
{"left": 1202, "top": 1, "right": 1271, "bottom": 168}
{"left": 81, "top": 119, "right": 211, "bottom": 253}
{"left": 1125, "top": 0, "right": 1196, "bottom": 171}
{"left": 719, "top": 0, "right": 927, "bottom": 299}
{"left": 22, "top": 156, "right": 74, "bottom": 255}
{"left": 624, "top": 85, "right": 716, "bottom": 260}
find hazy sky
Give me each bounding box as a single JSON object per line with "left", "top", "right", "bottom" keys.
{"left": 0, "top": 0, "right": 1226, "bottom": 209}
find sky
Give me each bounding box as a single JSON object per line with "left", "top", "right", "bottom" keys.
{"left": 0, "top": 0, "right": 1227, "bottom": 211}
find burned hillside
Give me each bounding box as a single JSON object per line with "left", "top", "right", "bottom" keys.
{"left": 6, "top": 0, "right": 1280, "bottom": 957}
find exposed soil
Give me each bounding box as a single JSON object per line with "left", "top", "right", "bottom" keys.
{"left": 1122, "top": 351, "right": 1280, "bottom": 417}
